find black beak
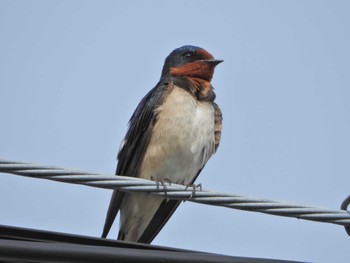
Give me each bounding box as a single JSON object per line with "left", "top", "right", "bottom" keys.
{"left": 202, "top": 59, "right": 224, "bottom": 66}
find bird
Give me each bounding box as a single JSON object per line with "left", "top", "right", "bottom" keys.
{"left": 102, "top": 45, "right": 223, "bottom": 243}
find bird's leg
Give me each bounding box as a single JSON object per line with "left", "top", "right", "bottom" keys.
{"left": 151, "top": 176, "right": 172, "bottom": 198}
{"left": 160, "top": 178, "right": 172, "bottom": 199}
{"left": 151, "top": 176, "right": 160, "bottom": 190}
{"left": 185, "top": 183, "right": 202, "bottom": 199}
{"left": 162, "top": 178, "right": 172, "bottom": 185}
{"left": 159, "top": 180, "right": 168, "bottom": 198}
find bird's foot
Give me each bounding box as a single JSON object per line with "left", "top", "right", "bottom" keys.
{"left": 151, "top": 176, "right": 172, "bottom": 198}
{"left": 185, "top": 183, "right": 202, "bottom": 200}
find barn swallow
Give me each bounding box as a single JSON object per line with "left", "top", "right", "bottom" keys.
{"left": 102, "top": 45, "right": 223, "bottom": 243}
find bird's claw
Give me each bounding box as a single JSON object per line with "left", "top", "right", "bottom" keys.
{"left": 151, "top": 176, "right": 172, "bottom": 198}
{"left": 185, "top": 183, "right": 202, "bottom": 200}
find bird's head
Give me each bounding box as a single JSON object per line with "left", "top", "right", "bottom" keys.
{"left": 161, "top": 45, "right": 223, "bottom": 82}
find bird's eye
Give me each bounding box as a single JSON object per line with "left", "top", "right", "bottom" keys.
{"left": 182, "top": 51, "right": 194, "bottom": 58}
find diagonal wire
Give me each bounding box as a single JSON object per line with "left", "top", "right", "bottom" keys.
{"left": 1, "top": 157, "right": 350, "bottom": 229}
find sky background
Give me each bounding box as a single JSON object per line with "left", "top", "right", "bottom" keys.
{"left": 1, "top": 1, "right": 349, "bottom": 262}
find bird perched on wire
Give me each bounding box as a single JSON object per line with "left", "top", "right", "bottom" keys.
{"left": 102, "top": 45, "right": 223, "bottom": 243}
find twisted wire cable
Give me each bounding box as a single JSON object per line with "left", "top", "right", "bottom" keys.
{"left": 1, "top": 157, "right": 350, "bottom": 229}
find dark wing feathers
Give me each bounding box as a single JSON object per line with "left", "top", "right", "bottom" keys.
{"left": 213, "top": 102, "right": 223, "bottom": 151}
{"left": 117, "top": 85, "right": 162, "bottom": 176}
{"left": 102, "top": 80, "right": 171, "bottom": 238}
{"left": 138, "top": 199, "right": 181, "bottom": 243}
{"left": 101, "top": 190, "right": 124, "bottom": 238}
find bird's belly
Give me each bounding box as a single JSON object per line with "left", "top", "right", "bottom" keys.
{"left": 140, "top": 87, "right": 215, "bottom": 185}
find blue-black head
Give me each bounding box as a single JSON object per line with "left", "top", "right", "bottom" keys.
{"left": 160, "top": 45, "right": 223, "bottom": 80}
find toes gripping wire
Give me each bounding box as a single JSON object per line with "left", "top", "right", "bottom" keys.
{"left": 151, "top": 176, "right": 172, "bottom": 198}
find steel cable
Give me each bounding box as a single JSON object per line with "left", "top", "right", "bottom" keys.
{"left": 1, "top": 157, "right": 350, "bottom": 229}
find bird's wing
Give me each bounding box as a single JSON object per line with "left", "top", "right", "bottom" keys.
{"left": 213, "top": 102, "right": 223, "bottom": 151}
{"left": 102, "top": 80, "right": 172, "bottom": 238}
{"left": 137, "top": 199, "right": 181, "bottom": 243}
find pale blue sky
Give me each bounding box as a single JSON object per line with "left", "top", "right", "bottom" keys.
{"left": 1, "top": 1, "right": 350, "bottom": 262}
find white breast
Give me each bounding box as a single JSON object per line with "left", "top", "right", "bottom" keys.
{"left": 140, "top": 86, "right": 215, "bottom": 185}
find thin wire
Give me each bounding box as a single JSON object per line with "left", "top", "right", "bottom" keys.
{"left": 1, "top": 157, "right": 350, "bottom": 229}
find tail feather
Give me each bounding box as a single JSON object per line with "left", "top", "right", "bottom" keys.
{"left": 101, "top": 191, "right": 125, "bottom": 238}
